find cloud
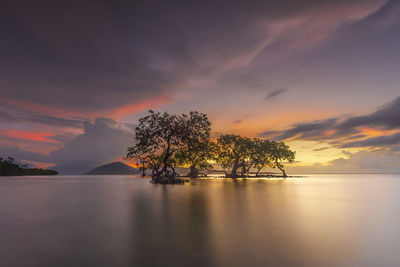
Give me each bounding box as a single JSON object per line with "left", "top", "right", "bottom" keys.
{"left": 259, "top": 96, "right": 400, "bottom": 148}
{"left": 27, "top": 115, "right": 86, "bottom": 129}
{"left": 0, "top": 104, "right": 88, "bottom": 129}
{"left": 259, "top": 118, "right": 338, "bottom": 140}
{"left": 0, "top": 110, "right": 15, "bottom": 122}
{"left": 0, "top": 146, "right": 51, "bottom": 163}
{"left": 49, "top": 118, "right": 134, "bottom": 174}
{"left": 0, "top": 118, "right": 134, "bottom": 174}
{"left": 266, "top": 89, "right": 286, "bottom": 100}
{"left": 341, "top": 132, "right": 400, "bottom": 148}
{"left": 1, "top": 0, "right": 395, "bottom": 174}
{"left": 0, "top": 129, "right": 58, "bottom": 143}
{"left": 312, "top": 147, "right": 330, "bottom": 151}
{"left": 290, "top": 148, "right": 400, "bottom": 173}
{"left": 336, "top": 96, "right": 400, "bottom": 131}
{"left": 46, "top": 133, "right": 78, "bottom": 144}
{"left": 0, "top": 0, "right": 197, "bottom": 116}
{"left": 0, "top": 0, "right": 387, "bottom": 118}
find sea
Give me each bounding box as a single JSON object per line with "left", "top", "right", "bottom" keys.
{"left": 1, "top": 174, "right": 399, "bottom": 267}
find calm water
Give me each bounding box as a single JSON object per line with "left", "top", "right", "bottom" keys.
{"left": 1, "top": 174, "right": 400, "bottom": 267}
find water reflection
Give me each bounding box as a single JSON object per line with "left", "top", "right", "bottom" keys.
{"left": 129, "top": 186, "right": 214, "bottom": 266}
{"left": 0, "top": 175, "right": 400, "bottom": 266}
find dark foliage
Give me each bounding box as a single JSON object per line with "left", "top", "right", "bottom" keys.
{"left": 0, "top": 157, "right": 57, "bottom": 176}
{"left": 127, "top": 110, "right": 212, "bottom": 183}
{"left": 127, "top": 111, "right": 296, "bottom": 183}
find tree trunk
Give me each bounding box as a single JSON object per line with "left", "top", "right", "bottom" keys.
{"left": 230, "top": 157, "right": 239, "bottom": 178}
{"left": 188, "top": 165, "right": 199, "bottom": 178}
{"left": 256, "top": 167, "right": 262, "bottom": 177}
{"left": 141, "top": 161, "right": 146, "bottom": 177}
{"left": 277, "top": 166, "right": 287, "bottom": 178}
{"left": 151, "top": 159, "right": 183, "bottom": 184}
{"left": 157, "top": 138, "right": 174, "bottom": 183}
{"left": 239, "top": 161, "right": 246, "bottom": 177}
{"left": 275, "top": 159, "right": 287, "bottom": 178}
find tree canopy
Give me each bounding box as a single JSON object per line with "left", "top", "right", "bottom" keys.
{"left": 174, "top": 111, "right": 213, "bottom": 178}
{"left": 127, "top": 110, "right": 212, "bottom": 183}
{"left": 214, "top": 136, "right": 295, "bottom": 178}
{"left": 215, "top": 134, "right": 252, "bottom": 178}
{"left": 251, "top": 139, "right": 273, "bottom": 176}
{"left": 268, "top": 141, "right": 296, "bottom": 177}
{"left": 126, "top": 111, "right": 295, "bottom": 183}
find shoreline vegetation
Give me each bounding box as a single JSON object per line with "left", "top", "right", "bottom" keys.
{"left": 0, "top": 157, "right": 58, "bottom": 176}
{"left": 126, "top": 110, "right": 296, "bottom": 184}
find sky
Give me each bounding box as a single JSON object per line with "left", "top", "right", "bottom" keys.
{"left": 1, "top": 0, "right": 400, "bottom": 173}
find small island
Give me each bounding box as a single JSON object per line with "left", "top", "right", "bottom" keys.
{"left": 126, "top": 110, "right": 295, "bottom": 184}
{"left": 84, "top": 162, "right": 140, "bottom": 175}
{"left": 0, "top": 157, "right": 58, "bottom": 176}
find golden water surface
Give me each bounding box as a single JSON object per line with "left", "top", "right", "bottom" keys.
{"left": 1, "top": 174, "right": 399, "bottom": 266}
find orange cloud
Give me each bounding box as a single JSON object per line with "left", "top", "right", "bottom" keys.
{"left": 106, "top": 93, "right": 172, "bottom": 119}
{"left": 1, "top": 129, "right": 58, "bottom": 143}
{"left": 359, "top": 127, "right": 400, "bottom": 137}
{"left": 1, "top": 93, "right": 171, "bottom": 121}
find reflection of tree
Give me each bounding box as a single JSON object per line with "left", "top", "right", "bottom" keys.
{"left": 129, "top": 185, "right": 213, "bottom": 266}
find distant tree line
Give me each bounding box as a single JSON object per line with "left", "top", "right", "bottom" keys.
{"left": 0, "top": 157, "right": 58, "bottom": 176}
{"left": 126, "top": 111, "right": 295, "bottom": 184}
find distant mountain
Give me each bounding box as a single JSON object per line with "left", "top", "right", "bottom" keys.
{"left": 84, "top": 162, "right": 139, "bottom": 175}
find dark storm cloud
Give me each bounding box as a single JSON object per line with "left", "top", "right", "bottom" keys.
{"left": 266, "top": 89, "right": 286, "bottom": 99}
{"left": 0, "top": 0, "right": 386, "bottom": 114}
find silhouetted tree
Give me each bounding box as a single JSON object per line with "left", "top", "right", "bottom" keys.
{"left": 126, "top": 145, "right": 150, "bottom": 177}
{"left": 0, "top": 157, "right": 20, "bottom": 176}
{"left": 127, "top": 111, "right": 296, "bottom": 182}
{"left": 127, "top": 110, "right": 212, "bottom": 183}
{"left": 174, "top": 112, "right": 213, "bottom": 178}
{"left": 251, "top": 139, "right": 273, "bottom": 176}
{"left": 269, "top": 141, "right": 295, "bottom": 178}
{"left": 238, "top": 137, "right": 257, "bottom": 177}
{"left": 216, "top": 135, "right": 253, "bottom": 178}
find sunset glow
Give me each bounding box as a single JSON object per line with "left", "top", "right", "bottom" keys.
{"left": 1, "top": 0, "right": 400, "bottom": 173}
{"left": 1, "top": 129, "right": 57, "bottom": 143}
